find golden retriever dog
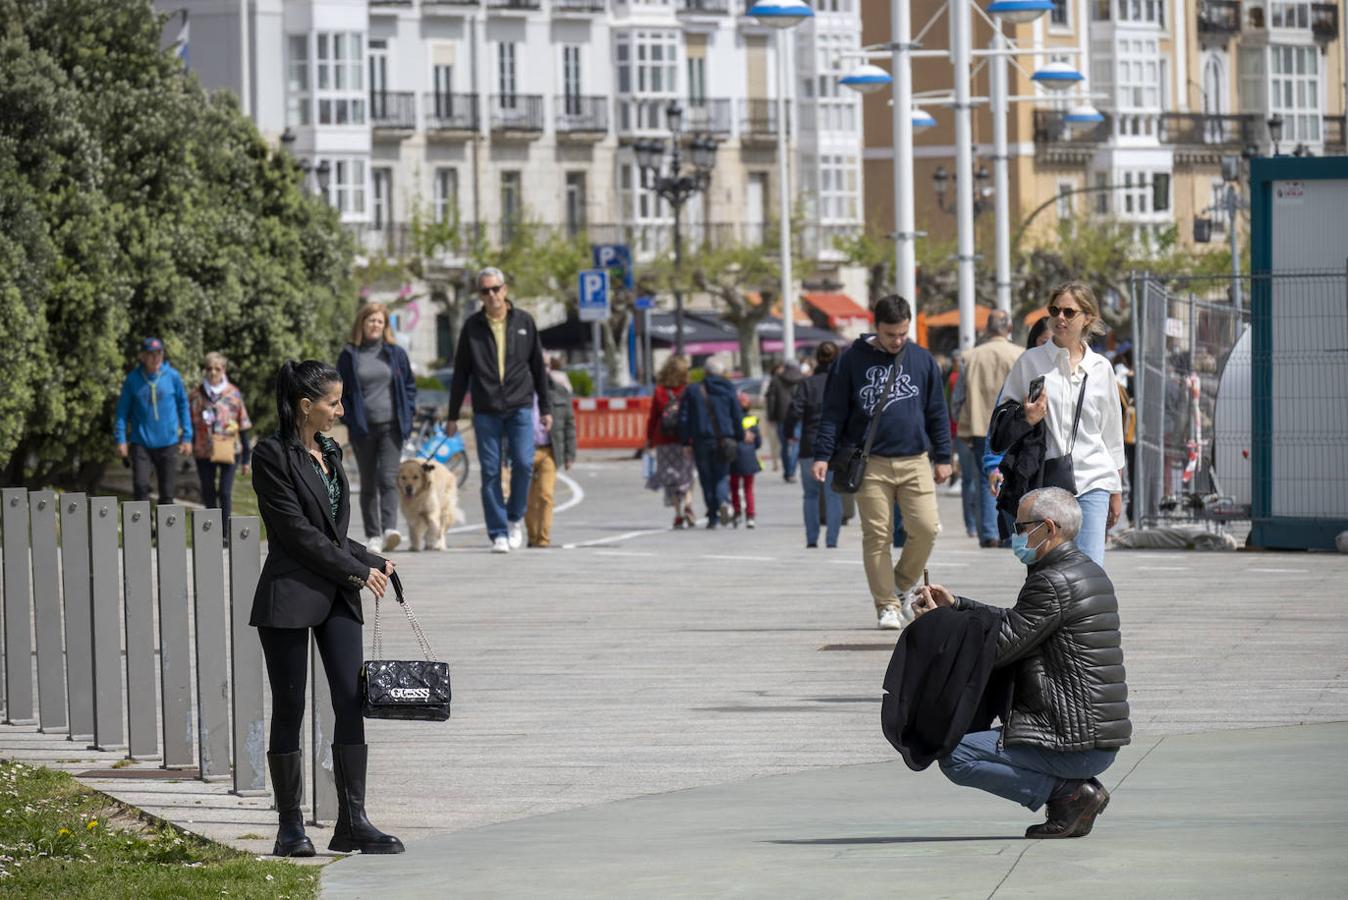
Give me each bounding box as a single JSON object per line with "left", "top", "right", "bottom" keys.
{"left": 396, "top": 459, "right": 465, "bottom": 551}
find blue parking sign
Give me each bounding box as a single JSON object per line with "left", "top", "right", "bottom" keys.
{"left": 592, "top": 244, "right": 634, "bottom": 291}
{"left": 634, "top": 295, "right": 655, "bottom": 311}
{"left": 578, "top": 269, "right": 610, "bottom": 322}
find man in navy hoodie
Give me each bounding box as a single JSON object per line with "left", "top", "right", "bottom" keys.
{"left": 680, "top": 359, "right": 745, "bottom": 528}
{"left": 114, "top": 337, "right": 193, "bottom": 503}
{"left": 812, "top": 296, "right": 952, "bottom": 630}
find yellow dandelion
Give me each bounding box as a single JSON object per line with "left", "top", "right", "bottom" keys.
{"left": 57, "top": 828, "right": 70, "bottom": 837}
{"left": 86, "top": 820, "right": 98, "bottom": 831}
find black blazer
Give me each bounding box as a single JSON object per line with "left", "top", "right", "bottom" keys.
{"left": 249, "top": 435, "right": 384, "bottom": 629}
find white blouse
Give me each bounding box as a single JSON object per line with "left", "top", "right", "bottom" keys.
{"left": 1000, "top": 341, "right": 1126, "bottom": 496}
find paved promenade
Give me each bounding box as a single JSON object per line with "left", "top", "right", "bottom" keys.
{"left": 3, "top": 451, "right": 1346, "bottom": 895}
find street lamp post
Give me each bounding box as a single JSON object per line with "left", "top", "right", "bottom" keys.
{"left": 749, "top": 0, "right": 813, "bottom": 363}
{"left": 634, "top": 104, "right": 718, "bottom": 357}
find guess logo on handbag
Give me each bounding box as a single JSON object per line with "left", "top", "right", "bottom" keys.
{"left": 389, "top": 687, "right": 431, "bottom": 701}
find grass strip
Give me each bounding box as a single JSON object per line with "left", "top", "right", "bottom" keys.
{"left": 0, "top": 759, "right": 316, "bottom": 899}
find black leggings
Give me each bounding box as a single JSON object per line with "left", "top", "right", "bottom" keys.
{"left": 258, "top": 606, "right": 365, "bottom": 753}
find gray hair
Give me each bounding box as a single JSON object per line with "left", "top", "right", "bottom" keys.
{"left": 476, "top": 266, "right": 506, "bottom": 288}
{"left": 987, "top": 309, "right": 1013, "bottom": 337}
{"left": 704, "top": 359, "right": 726, "bottom": 377}
{"left": 203, "top": 351, "right": 228, "bottom": 371}
{"left": 1021, "top": 487, "right": 1082, "bottom": 539}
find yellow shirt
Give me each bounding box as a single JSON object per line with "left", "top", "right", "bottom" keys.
{"left": 487, "top": 314, "right": 508, "bottom": 382}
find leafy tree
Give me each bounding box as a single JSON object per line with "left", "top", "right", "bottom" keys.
{"left": 833, "top": 227, "right": 894, "bottom": 307}
{"left": 0, "top": 0, "right": 355, "bottom": 485}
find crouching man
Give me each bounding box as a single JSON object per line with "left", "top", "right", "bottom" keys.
{"left": 915, "top": 487, "right": 1130, "bottom": 838}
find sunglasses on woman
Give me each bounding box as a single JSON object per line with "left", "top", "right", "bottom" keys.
{"left": 1047, "top": 305, "right": 1081, "bottom": 320}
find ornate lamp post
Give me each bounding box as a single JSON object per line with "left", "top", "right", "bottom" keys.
{"left": 634, "top": 102, "right": 718, "bottom": 356}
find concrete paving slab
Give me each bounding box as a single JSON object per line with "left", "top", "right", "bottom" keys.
{"left": 322, "top": 723, "right": 1348, "bottom": 899}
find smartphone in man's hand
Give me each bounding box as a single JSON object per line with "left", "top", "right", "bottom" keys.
{"left": 1027, "top": 375, "right": 1046, "bottom": 403}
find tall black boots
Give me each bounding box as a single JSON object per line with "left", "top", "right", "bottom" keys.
{"left": 267, "top": 751, "right": 316, "bottom": 858}
{"left": 328, "top": 743, "right": 405, "bottom": 855}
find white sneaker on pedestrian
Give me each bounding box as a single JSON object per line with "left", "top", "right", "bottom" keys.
{"left": 366, "top": 535, "right": 383, "bottom": 554}
{"left": 877, "top": 605, "right": 903, "bottom": 630}
{"left": 381, "top": 529, "right": 402, "bottom": 553}
{"left": 491, "top": 536, "right": 510, "bottom": 554}
{"left": 897, "top": 588, "right": 920, "bottom": 625}
{"left": 507, "top": 521, "right": 524, "bottom": 550}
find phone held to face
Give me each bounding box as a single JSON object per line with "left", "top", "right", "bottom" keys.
{"left": 1026, "top": 375, "right": 1046, "bottom": 404}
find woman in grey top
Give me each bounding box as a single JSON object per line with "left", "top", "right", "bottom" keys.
{"left": 336, "top": 303, "right": 417, "bottom": 553}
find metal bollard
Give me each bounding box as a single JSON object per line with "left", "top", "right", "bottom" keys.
{"left": 310, "top": 636, "right": 339, "bottom": 824}
{"left": 191, "top": 509, "right": 231, "bottom": 781}
{"left": 88, "top": 498, "right": 125, "bottom": 751}
{"left": 30, "top": 491, "right": 67, "bottom": 733}
{"left": 155, "top": 505, "right": 194, "bottom": 768}
{"left": 59, "top": 494, "right": 94, "bottom": 741}
{"left": 121, "top": 502, "right": 159, "bottom": 759}
{"left": 227, "top": 517, "right": 267, "bottom": 796}
{"left": 1, "top": 488, "right": 35, "bottom": 725}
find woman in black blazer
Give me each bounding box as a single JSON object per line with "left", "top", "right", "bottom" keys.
{"left": 250, "top": 360, "right": 403, "bottom": 857}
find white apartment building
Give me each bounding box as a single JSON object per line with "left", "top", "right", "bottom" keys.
{"left": 158, "top": 0, "right": 866, "bottom": 264}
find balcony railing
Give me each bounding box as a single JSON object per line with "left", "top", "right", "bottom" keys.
{"left": 1325, "top": 115, "right": 1346, "bottom": 152}
{"left": 486, "top": 0, "right": 542, "bottom": 9}
{"left": 556, "top": 95, "right": 609, "bottom": 134}
{"left": 347, "top": 223, "right": 415, "bottom": 259}
{"left": 740, "top": 98, "right": 788, "bottom": 137}
{"left": 683, "top": 98, "right": 733, "bottom": 135}
{"left": 1312, "top": 2, "right": 1339, "bottom": 38}
{"left": 1158, "top": 112, "right": 1256, "bottom": 147}
{"left": 370, "top": 91, "right": 416, "bottom": 130}
{"left": 490, "top": 94, "right": 545, "bottom": 132}
{"left": 678, "top": 0, "right": 732, "bottom": 14}
{"left": 1197, "top": 0, "right": 1241, "bottom": 34}
{"left": 1033, "top": 109, "right": 1111, "bottom": 145}
{"left": 553, "top": 0, "right": 607, "bottom": 10}
{"left": 424, "top": 93, "right": 478, "bottom": 132}
{"left": 423, "top": 0, "right": 478, "bottom": 7}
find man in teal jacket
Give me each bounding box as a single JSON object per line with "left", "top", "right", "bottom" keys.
{"left": 114, "top": 337, "right": 193, "bottom": 503}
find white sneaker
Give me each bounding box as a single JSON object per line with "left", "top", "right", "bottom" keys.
{"left": 491, "top": 536, "right": 510, "bottom": 554}
{"left": 877, "top": 605, "right": 903, "bottom": 630}
{"left": 897, "top": 588, "right": 919, "bottom": 625}
{"left": 366, "top": 535, "right": 383, "bottom": 554}
{"left": 507, "top": 521, "right": 524, "bottom": 550}
{"left": 381, "top": 529, "right": 402, "bottom": 553}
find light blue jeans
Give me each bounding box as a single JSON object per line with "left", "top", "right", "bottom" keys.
{"left": 956, "top": 437, "right": 979, "bottom": 536}
{"left": 1075, "top": 488, "right": 1111, "bottom": 566}
{"left": 939, "top": 728, "right": 1118, "bottom": 811}
{"left": 474, "top": 407, "right": 535, "bottom": 540}
{"left": 800, "top": 459, "right": 842, "bottom": 547}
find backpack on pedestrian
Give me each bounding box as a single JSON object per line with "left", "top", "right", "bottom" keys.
{"left": 659, "top": 391, "right": 682, "bottom": 438}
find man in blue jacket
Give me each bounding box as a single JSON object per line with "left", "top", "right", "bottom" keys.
{"left": 680, "top": 359, "right": 745, "bottom": 529}
{"left": 114, "top": 337, "right": 193, "bottom": 503}
{"left": 812, "top": 296, "right": 952, "bottom": 630}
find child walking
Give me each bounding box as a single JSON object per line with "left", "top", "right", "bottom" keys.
{"left": 730, "top": 392, "right": 763, "bottom": 529}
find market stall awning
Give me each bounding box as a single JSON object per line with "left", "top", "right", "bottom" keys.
{"left": 749, "top": 315, "right": 846, "bottom": 351}
{"left": 924, "top": 305, "right": 995, "bottom": 330}
{"left": 645, "top": 312, "right": 739, "bottom": 354}
{"left": 802, "top": 292, "right": 871, "bottom": 329}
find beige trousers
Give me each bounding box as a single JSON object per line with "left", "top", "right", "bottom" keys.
{"left": 856, "top": 454, "right": 941, "bottom": 611}
{"left": 525, "top": 447, "right": 557, "bottom": 547}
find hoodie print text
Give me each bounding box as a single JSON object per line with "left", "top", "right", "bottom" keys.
{"left": 859, "top": 363, "right": 920, "bottom": 415}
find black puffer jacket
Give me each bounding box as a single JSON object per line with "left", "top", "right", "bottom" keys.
{"left": 782, "top": 363, "right": 832, "bottom": 459}
{"left": 955, "top": 541, "right": 1131, "bottom": 752}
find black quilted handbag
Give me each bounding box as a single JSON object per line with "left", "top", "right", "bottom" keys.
{"left": 359, "top": 572, "right": 451, "bottom": 722}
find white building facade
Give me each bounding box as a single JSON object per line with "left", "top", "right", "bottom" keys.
{"left": 160, "top": 0, "right": 866, "bottom": 263}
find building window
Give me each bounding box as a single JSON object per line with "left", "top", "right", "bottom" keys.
{"left": 1094, "top": 172, "right": 1110, "bottom": 215}
{"left": 565, "top": 172, "right": 587, "bottom": 237}
{"left": 1056, "top": 181, "right": 1074, "bottom": 219}
{"left": 688, "top": 57, "right": 706, "bottom": 105}
{"left": 813, "top": 33, "right": 859, "bottom": 133}
{"left": 1152, "top": 172, "right": 1171, "bottom": 212}
{"left": 615, "top": 30, "right": 678, "bottom": 131}
{"left": 434, "top": 168, "right": 457, "bottom": 225}
{"left": 498, "top": 42, "right": 517, "bottom": 106}
{"left": 563, "top": 46, "right": 582, "bottom": 114}
{"left": 1050, "top": 0, "right": 1070, "bottom": 26}
{"left": 316, "top": 32, "right": 365, "bottom": 125}
{"left": 817, "top": 154, "right": 859, "bottom": 222}
{"left": 372, "top": 168, "right": 392, "bottom": 229}
{"left": 500, "top": 171, "right": 521, "bottom": 242}
{"left": 1270, "top": 45, "right": 1321, "bottom": 143}
{"left": 319, "top": 157, "right": 366, "bottom": 216}
{"left": 286, "top": 35, "right": 310, "bottom": 127}
{"left": 1116, "top": 0, "right": 1164, "bottom": 23}
{"left": 1270, "top": 1, "right": 1311, "bottom": 28}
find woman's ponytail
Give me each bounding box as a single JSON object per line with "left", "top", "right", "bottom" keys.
{"left": 274, "top": 359, "right": 341, "bottom": 442}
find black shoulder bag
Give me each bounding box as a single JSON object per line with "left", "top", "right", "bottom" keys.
{"left": 828, "top": 345, "right": 906, "bottom": 494}
{"left": 360, "top": 572, "right": 451, "bottom": 722}
{"left": 1038, "top": 373, "right": 1088, "bottom": 493}
{"left": 702, "top": 384, "right": 739, "bottom": 465}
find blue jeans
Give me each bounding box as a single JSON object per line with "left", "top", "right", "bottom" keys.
{"left": 778, "top": 422, "right": 800, "bottom": 476}
{"left": 970, "top": 437, "right": 1000, "bottom": 543}
{"left": 693, "top": 441, "right": 731, "bottom": 516}
{"left": 474, "top": 407, "right": 535, "bottom": 540}
{"left": 1075, "top": 488, "right": 1111, "bottom": 566}
{"left": 939, "top": 728, "right": 1118, "bottom": 811}
{"left": 800, "top": 459, "right": 842, "bottom": 547}
{"left": 956, "top": 437, "right": 979, "bottom": 536}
